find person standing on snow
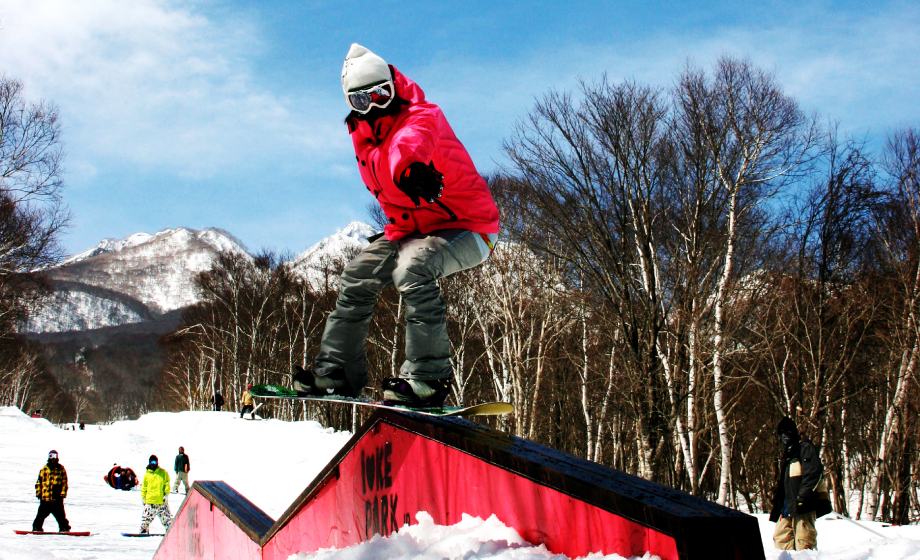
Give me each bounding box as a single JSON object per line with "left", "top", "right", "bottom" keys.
{"left": 140, "top": 455, "right": 172, "bottom": 534}
{"left": 32, "top": 450, "right": 71, "bottom": 532}
{"left": 769, "top": 417, "right": 832, "bottom": 550}
{"left": 240, "top": 385, "right": 256, "bottom": 419}
{"left": 211, "top": 389, "right": 224, "bottom": 411}
{"left": 291, "top": 44, "right": 500, "bottom": 407}
{"left": 172, "top": 446, "right": 190, "bottom": 494}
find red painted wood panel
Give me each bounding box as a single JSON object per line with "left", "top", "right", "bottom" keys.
{"left": 154, "top": 490, "right": 262, "bottom": 560}
{"left": 264, "top": 421, "right": 678, "bottom": 560}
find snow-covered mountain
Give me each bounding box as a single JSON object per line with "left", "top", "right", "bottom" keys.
{"left": 61, "top": 228, "right": 246, "bottom": 267}
{"left": 25, "top": 228, "right": 249, "bottom": 333}
{"left": 291, "top": 221, "right": 378, "bottom": 290}
{"left": 23, "top": 223, "right": 377, "bottom": 334}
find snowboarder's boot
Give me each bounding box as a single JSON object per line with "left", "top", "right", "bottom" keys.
{"left": 293, "top": 365, "right": 357, "bottom": 397}
{"left": 291, "top": 365, "right": 315, "bottom": 395}
{"left": 382, "top": 378, "right": 450, "bottom": 407}
{"left": 313, "top": 368, "right": 358, "bottom": 398}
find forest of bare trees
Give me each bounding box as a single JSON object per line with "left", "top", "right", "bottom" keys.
{"left": 0, "top": 73, "right": 73, "bottom": 419}
{"left": 155, "top": 57, "right": 920, "bottom": 524}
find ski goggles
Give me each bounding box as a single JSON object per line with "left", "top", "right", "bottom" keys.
{"left": 48, "top": 451, "right": 58, "bottom": 460}
{"left": 346, "top": 81, "right": 394, "bottom": 114}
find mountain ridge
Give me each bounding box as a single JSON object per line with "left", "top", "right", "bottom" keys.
{"left": 23, "top": 222, "right": 375, "bottom": 335}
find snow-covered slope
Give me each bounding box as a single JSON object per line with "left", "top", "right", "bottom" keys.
{"left": 0, "top": 406, "right": 351, "bottom": 559}
{"left": 1, "top": 407, "right": 918, "bottom": 560}
{"left": 23, "top": 281, "right": 153, "bottom": 333}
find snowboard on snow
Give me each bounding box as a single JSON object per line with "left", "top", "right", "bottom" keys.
{"left": 14, "top": 530, "right": 91, "bottom": 536}
{"left": 249, "top": 384, "right": 513, "bottom": 417}
{"left": 121, "top": 532, "right": 164, "bottom": 537}
{"left": 236, "top": 402, "right": 263, "bottom": 420}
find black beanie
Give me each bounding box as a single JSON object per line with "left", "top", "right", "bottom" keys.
{"left": 776, "top": 416, "right": 798, "bottom": 435}
{"left": 149, "top": 455, "right": 158, "bottom": 464}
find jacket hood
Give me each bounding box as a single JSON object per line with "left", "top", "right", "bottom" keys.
{"left": 391, "top": 66, "right": 425, "bottom": 105}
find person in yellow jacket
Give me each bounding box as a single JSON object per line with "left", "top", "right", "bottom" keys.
{"left": 139, "top": 455, "right": 172, "bottom": 534}
{"left": 240, "top": 385, "right": 256, "bottom": 419}
{"left": 33, "top": 450, "right": 71, "bottom": 532}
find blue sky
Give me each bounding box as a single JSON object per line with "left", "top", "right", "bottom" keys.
{"left": 1, "top": 0, "right": 918, "bottom": 257}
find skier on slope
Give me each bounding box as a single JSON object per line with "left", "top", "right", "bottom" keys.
{"left": 32, "top": 450, "right": 71, "bottom": 532}
{"left": 291, "top": 44, "right": 500, "bottom": 407}
{"left": 139, "top": 455, "right": 172, "bottom": 534}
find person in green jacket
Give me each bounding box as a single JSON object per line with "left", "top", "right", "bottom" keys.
{"left": 140, "top": 455, "right": 172, "bottom": 534}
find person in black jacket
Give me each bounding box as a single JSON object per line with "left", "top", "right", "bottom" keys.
{"left": 211, "top": 390, "right": 224, "bottom": 411}
{"left": 769, "top": 417, "right": 832, "bottom": 550}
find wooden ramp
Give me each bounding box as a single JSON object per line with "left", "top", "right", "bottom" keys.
{"left": 153, "top": 410, "right": 764, "bottom": 560}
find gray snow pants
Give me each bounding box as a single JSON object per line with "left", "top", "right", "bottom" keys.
{"left": 314, "top": 229, "right": 496, "bottom": 392}
{"left": 172, "top": 472, "right": 189, "bottom": 494}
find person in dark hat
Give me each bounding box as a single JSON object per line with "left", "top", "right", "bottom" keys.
{"left": 33, "top": 450, "right": 70, "bottom": 532}
{"left": 172, "top": 446, "right": 190, "bottom": 494}
{"left": 769, "top": 417, "right": 832, "bottom": 550}
{"left": 139, "top": 454, "right": 172, "bottom": 534}
{"left": 211, "top": 389, "right": 224, "bottom": 411}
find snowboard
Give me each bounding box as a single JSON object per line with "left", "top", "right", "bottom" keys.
{"left": 121, "top": 532, "right": 165, "bottom": 537}
{"left": 14, "top": 530, "right": 91, "bottom": 536}
{"left": 236, "top": 402, "right": 263, "bottom": 420}
{"left": 250, "top": 384, "right": 513, "bottom": 417}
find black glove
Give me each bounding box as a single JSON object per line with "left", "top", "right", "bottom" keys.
{"left": 397, "top": 162, "right": 444, "bottom": 207}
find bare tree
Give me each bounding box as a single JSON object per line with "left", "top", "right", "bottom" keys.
{"left": 0, "top": 74, "right": 69, "bottom": 414}
{"left": 865, "top": 128, "right": 920, "bottom": 520}
{"left": 675, "top": 57, "right": 819, "bottom": 504}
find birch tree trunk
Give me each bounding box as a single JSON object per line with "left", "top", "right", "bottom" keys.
{"left": 713, "top": 189, "right": 738, "bottom": 505}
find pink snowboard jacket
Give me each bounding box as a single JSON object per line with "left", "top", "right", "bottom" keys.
{"left": 347, "top": 66, "right": 500, "bottom": 241}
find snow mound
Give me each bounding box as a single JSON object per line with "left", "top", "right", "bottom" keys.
{"left": 290, "top": 511, "right": 650, "bottom": 560}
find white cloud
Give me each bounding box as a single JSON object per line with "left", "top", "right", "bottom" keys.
{"left": 416, "top": 2, "right": 919, "bottom": 166}
{"left": 0, "top": 0, "right": 348, "bottom": 183}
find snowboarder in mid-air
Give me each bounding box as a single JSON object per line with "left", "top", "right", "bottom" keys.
{"left": 140, "top": 455, "right": 172, "bottom": 534}
{"left": 291, "top": 44, "right": 500, "bottom": 408}
{"left": 33, "top": 450, "right": 71, "bottom": 533}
